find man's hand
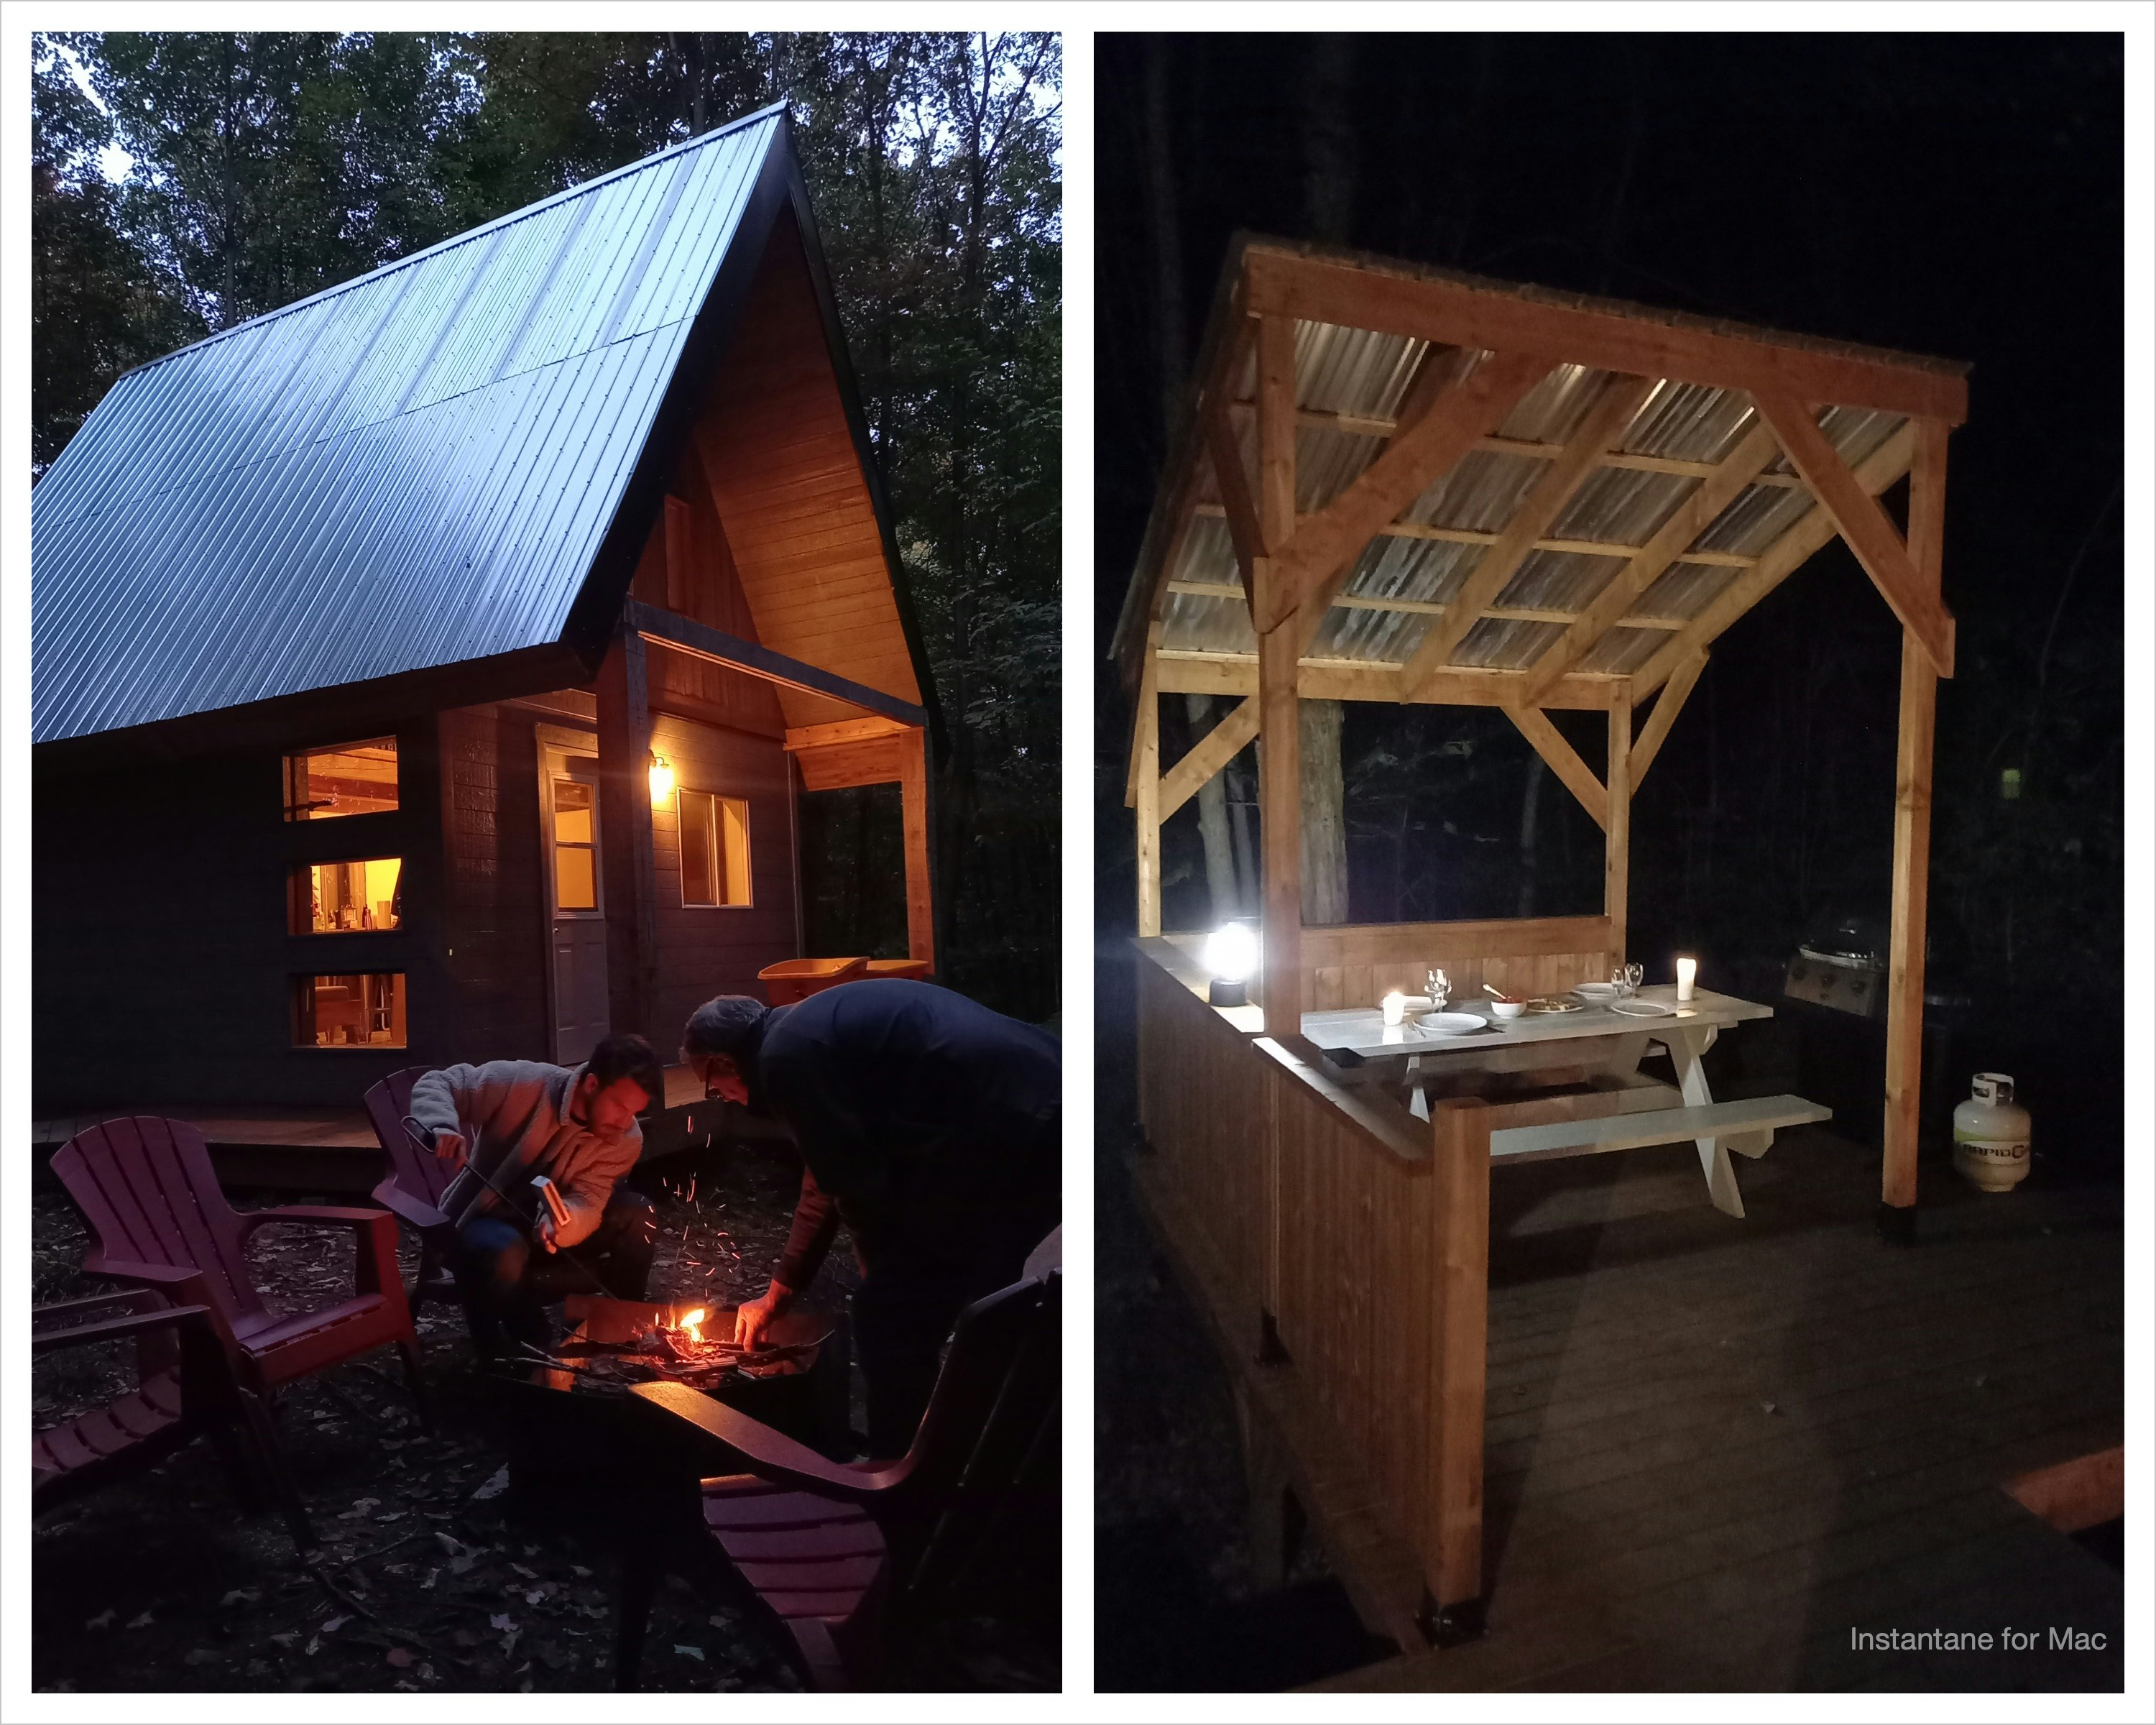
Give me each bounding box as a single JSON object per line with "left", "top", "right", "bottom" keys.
{"left": 432, "top": 1128, "right": 467, "bottom": 1171}
{"left": 533, "top": 1209, "right": 559, "bottom": 1255}
{"left": 734, "top": 1282, "right": 793, "bottom": 1349}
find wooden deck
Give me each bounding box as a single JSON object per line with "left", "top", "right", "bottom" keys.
{"left": 1134, "top": 1124, "right": 2123, "bottom": 1691}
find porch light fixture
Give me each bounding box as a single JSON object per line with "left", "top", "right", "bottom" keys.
{"left": 1203, "top": 921, "right": 1256, "bottom": 1008}
{"left": 648, "top": 752, "right": 675, "bottom": 806}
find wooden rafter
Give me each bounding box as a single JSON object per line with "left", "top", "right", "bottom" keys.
{"left": 1195, "top": 502, "right": 1757, "bottom": 569}
{"left": 1154, "top": 650, "right": 1616, "bottom": 710}
{"left": 1396, "top": 372, "right": 1657, "bottom": 699}
{"left": 1241, "top": 244, "right": 1968, "bottom": 423}
{"left": 1629, "top": 421, "right": 1916, "bottom": 699}
{"left": 1158, "top": 696, "right": 1258, "bottom": 821}
{"left": 1166, "top": 580, "right": 1693, "bottom": 630}
{"left": 1204, "top": 395, "right": 1263, "bottom": 613}
{"left": 1752, "top": 395, "right": 1954, "bottom": 676}
{"left": 1503, "top": 704, "right": 1608, "bottom": 831}
{"left": 783, "top": 716, "right": 912, "bottom": 752}
{"left": 1516, "top": 420, "right": 1784, "bottom": 709}
{"left": 1285, "top": 351, "right": 1554, "bottom": 652}
{"left": 1626, "top": 651, "right": 1705, "bottom": 786}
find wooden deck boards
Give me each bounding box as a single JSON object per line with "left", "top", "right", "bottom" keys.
{"left": 1139, "top": 1122, "right": 2122, "bottom": 1692}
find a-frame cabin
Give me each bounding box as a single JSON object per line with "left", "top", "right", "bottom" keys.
{"left": 32, "top": 106, "right": 938, "bottom": 1113}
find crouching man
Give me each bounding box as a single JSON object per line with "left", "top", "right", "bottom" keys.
{"left": 681, "top": 980, "right": 1060, "bottom": 1458}
{"left": 408, "top": 1034, "right": 663, "bottom": 1358}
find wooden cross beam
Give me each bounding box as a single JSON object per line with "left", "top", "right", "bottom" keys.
{"left": 1396, "top": 372, "right": 1657, "bottom": 700}
{"left": 1503, "top": 704, "right": 1608, "bottom": 832}
{"left": 1629, "top": 420, "right": 1917, "bottom": 699}
{"left": 1752, "top": 395, "right": 1954, "bottom": 676}
{"left": 1159, "top": 696, "right": 1259, "bottom": 821}
{"left": 1285, "top": 350, "right": 1554, "bottom": 653}
{"left": 1516, "top": 419, "right": 1783, "bottom": 709}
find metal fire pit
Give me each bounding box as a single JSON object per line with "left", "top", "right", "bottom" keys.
{"left": 478, "top": 1295, "right": 851, "bottom": 1519}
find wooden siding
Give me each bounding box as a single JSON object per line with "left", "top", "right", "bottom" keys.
{"left": 647, "top": 710, "right": 800, "bottom": 1043}
{"left": 692, "top": 208, "right": 920, "bottom": 730}
{"left": 630, "top": 471, "right": 788, "bottom": 740}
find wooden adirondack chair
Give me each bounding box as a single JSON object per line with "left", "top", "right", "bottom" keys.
{"left": 617, "top": 1229, "right": 1062, "bottom": 1690}
{"left": 50, "top": 1116, "right": 427, "bottom": 1422}
{"left": 32, "top": 1289, "right": 313, "bottom": 1546}
{"left": 363, "top": 1067, "right": 460, "bottom": 1316}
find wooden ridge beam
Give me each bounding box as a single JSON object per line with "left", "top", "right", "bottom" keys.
{"left": 1397, "top": 372, "right": 1657, "bottom": 698}
{"left": 1152, "top": 649, "right": 1617, "bottom": 710}
{"left": 1629, "top": 420, "right": 1916, "bottom": 699}
{"left": 1159, "top": 696, "right": 1260, "bottom": 821}
{"left": 1753, "top": 395, "right": 1954, "bottom": 676}
{"left": 1516, "top": 420, "right": 1784, "bottom": 709}
{"left": 1503, "top": 704, "right": 1608, "bottom": 831}
{"left": 1284, "top": 350, "right": 1555, "bottom": 652}
{"left": 1626, "top": 651, "right": 1705, "bottom": 786}
{"left": 1242, "top": 246, "right": 1968, "bottom": 423}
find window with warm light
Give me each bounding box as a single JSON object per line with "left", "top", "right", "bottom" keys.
{"left": 678, "top": 789, "right": 751, "bottom": 907}
{"left": 291, "top": 858, "right": 402, "bottom": 934}
{"left": 284, "top": 737, "right": 397, "bottom": 820}
{"left": 294, "top": 972, "right": 406, "bottom": 1047}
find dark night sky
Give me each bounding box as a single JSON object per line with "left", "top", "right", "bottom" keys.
{"left": 1093, "top": 32, "right": 2124, "bottom": 991}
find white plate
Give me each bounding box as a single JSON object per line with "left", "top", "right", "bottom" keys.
{"left": 1572, "top": 982, "right": 1622, "bottom": 1001}
{"left": 1418, "top": 1011, "right": 1490, "bottom": 1035}
{"left": 1608, "top": 998, "right": 1675, "bottom": 1017}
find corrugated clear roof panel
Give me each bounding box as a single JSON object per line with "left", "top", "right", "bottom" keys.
{"left": 1493, "top": 363, "right": 1610, "bottom": 444}
{"left": 1340, "top": 535, "right": 1480, "bottom": 607}
{"left": 1496, "top": 547, "right": 1626, "bottom": 614}
{"left": 1622, "top": 380, "right": 1755, "bottom": 462}
{"left": 1550, "top": 466, "right": 1695, "bottom": 548}
{"left": 1761, "top": 404, "right": 1905, "bottom": 477}
{"left": 33, "top": 111, "right": 788, "bottom": 743}
{"left": 1402, "top": 448, "right": 1545, "bottom": 535}
{"left": 1628, "top": 561, "right": 1734, "bottom": 623}
{"left": 1455, "top": 615, "right": 1564, "bottom": 671}
{"left": 1580, "top": 625, "right": 1666, "bottom": 676}
{"left": 1171, "top": 512, "right": 1240, "bottom": 587}
{"left": 1294, "top": 321, "right": 1427, "bottom": 419}
{"left": 1295, "top": 423, "right": 1380, "bottom": 511}
{"left": 1161, "top": 590, "right": 1257, "bottom": 656}
{"left": 1692, "top": 480, "right": 1814, "bottom": 557}
{"left": 1309, "top": 602, "right": 1431, "bottom": 665}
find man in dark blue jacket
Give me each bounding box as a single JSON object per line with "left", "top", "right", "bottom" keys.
{"left": 682, "top": 980, "right": 1059, "bottom": 1458}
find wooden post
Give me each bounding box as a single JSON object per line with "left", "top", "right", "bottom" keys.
{"left": 1883, "top": 418, "right": 1948, "bottom": 1218}
{"left": 1135, "top": 623, "right": 1163, "bottom": 938}
{"left": 898, "top": 725, "right": 935, "bottom": 969}
{"left": 1256, "top": 621, "right": 1302, "bottom": 1032}
{"left": 595, "top": 627, "right": 657, "bottom": 1044}
{"left": 1606, "top": 690, "right": 1631, "bottom": 966}
{"left": 1426, "top": 1098, "right": 1491, "bottom": 1624}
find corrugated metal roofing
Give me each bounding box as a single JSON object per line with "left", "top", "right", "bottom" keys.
{"left": 34, "top": 107, "right": 788, "bottom": 744}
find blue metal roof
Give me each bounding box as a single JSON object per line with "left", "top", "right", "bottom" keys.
{"left": 33, "top": 107, "right": 789, "bottom": 745}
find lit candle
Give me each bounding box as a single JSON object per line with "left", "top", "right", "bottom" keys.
{"left": 1382, "top": 990, "right": 1406, "bottom": 1026}
{"left": 1676, "top": 957, "right": 1697, "bottom": 1002}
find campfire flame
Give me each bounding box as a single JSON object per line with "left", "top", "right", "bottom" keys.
{"left": 676, "top": 1307, "right": 707, "bottom": 1346}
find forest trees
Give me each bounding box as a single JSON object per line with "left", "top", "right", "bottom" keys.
{"left": 32, "top": 29, "right": 1061, "bottom": 1018}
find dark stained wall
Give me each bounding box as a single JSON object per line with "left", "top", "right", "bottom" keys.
{"left": 437, "top": 700, "right": 554, "bottom": 1063}
{"left": 32, "top": 715, "right": 451, "bottom": 1112}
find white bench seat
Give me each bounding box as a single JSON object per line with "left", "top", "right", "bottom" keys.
{"left": 1488, "top": 1093, "right": 1832, "bottom": 1164}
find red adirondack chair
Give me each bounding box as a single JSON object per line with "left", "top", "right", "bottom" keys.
{"left": 50, "top": 1116, "right": 427, "bottom": 1422}
{"left": 364, "top": 1067, "right": 460, "bottom": 1316}
{"left": 617, "top": 1229, "right": 1062, "bottom": 1690}
{"left": 32, "top": 1289, "right": 313, "bottom": 1546}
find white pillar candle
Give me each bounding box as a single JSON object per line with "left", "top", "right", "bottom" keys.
{"left": 1676, "top": 957, "right": 1697, "bottom": 1002}
{"left": 1382, "top": 990, "right": 1406, "bottom": 1026}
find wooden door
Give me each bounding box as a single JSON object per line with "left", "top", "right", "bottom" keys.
{"left": 546, "top": 760, "right": 609, "bottom": 1064}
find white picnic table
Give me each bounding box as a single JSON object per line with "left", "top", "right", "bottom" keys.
{"left": 1301, "top": 985, "right": 1826, "bottom": 1219}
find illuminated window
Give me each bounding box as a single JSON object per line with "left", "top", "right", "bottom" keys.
{"left": 678, "top": 789, "right": 751, "bottom": 907}
{"left": 291, "top": 858, "right": 402, "bottom": 934}
{"left": 285, "top": 737, "right": 397, "bottom": 821}
{"left": 294, "top": 972, "right": 406, "bottom": 1048}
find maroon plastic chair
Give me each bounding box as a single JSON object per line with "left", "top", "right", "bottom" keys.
{"left": 50, "top": 1117, "right": 425, "bottom": 1421}
{"left": 364, "top": 1067, "right": 459, "bottom": 1316}
{"left": 32, "top": 1288, "right": 313, "bottom": 1547}
{"left": 618, "top": 1230, "right": 1061, "bottom": 1690}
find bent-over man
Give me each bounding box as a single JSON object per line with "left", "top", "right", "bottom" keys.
{"left": 407, "top": 1034, "right": 662, "bottom": 1358}
{"left": 682, "top": 980, "right": 1059, "bottom": 1458}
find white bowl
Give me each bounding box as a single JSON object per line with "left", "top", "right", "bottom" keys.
{"left": 1490, "top": 999, "right": 1526, "bottom": 1021}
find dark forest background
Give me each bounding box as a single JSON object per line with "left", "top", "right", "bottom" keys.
{"left": 1095, "top": 32, "right": 2122, "bottom": 1011}
{"left": 32, "top": 29, "right": 1061, "bottom": 1021}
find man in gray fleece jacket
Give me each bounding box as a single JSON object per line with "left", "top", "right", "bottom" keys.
{"left": 407, "top": 1034, "right": 662, "bottom": 1356}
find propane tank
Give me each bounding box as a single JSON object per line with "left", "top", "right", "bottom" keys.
{"left": 1953, "top": 1072, "right": 2032, "bottom": 1192}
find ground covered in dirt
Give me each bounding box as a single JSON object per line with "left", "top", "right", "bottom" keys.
{"left": 31, "top": 1133, "right": 1055, "bottom": 1694}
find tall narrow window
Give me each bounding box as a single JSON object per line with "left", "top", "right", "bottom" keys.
{"left": 291, "top": 858, "right": 402, "bottom": 933}
{"left": 285, "top": 737, "right": 397, "bottom": 820}
{"left": 551, "top": 777, "right": 599, "bottom": 911}
{"left": 678, "top": 789, "right": 751, "bottom": 906}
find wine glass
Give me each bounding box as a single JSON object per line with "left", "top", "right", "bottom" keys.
{"left": 1624, "top": 962, "right": 1644, "bottom": 997}
{"left": 1427, "top": 967, "right": 1450, "bottom": 1013}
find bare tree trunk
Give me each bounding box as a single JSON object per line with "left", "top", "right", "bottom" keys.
{"left": 1186, "top": 694, "right": 1242, "bottom": 919}
{"left": 1227, "top": 758, "right": 1259, "bottom": 914}
{"left": 1300, "top": 699, "right": 1349, "bottom": 924}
